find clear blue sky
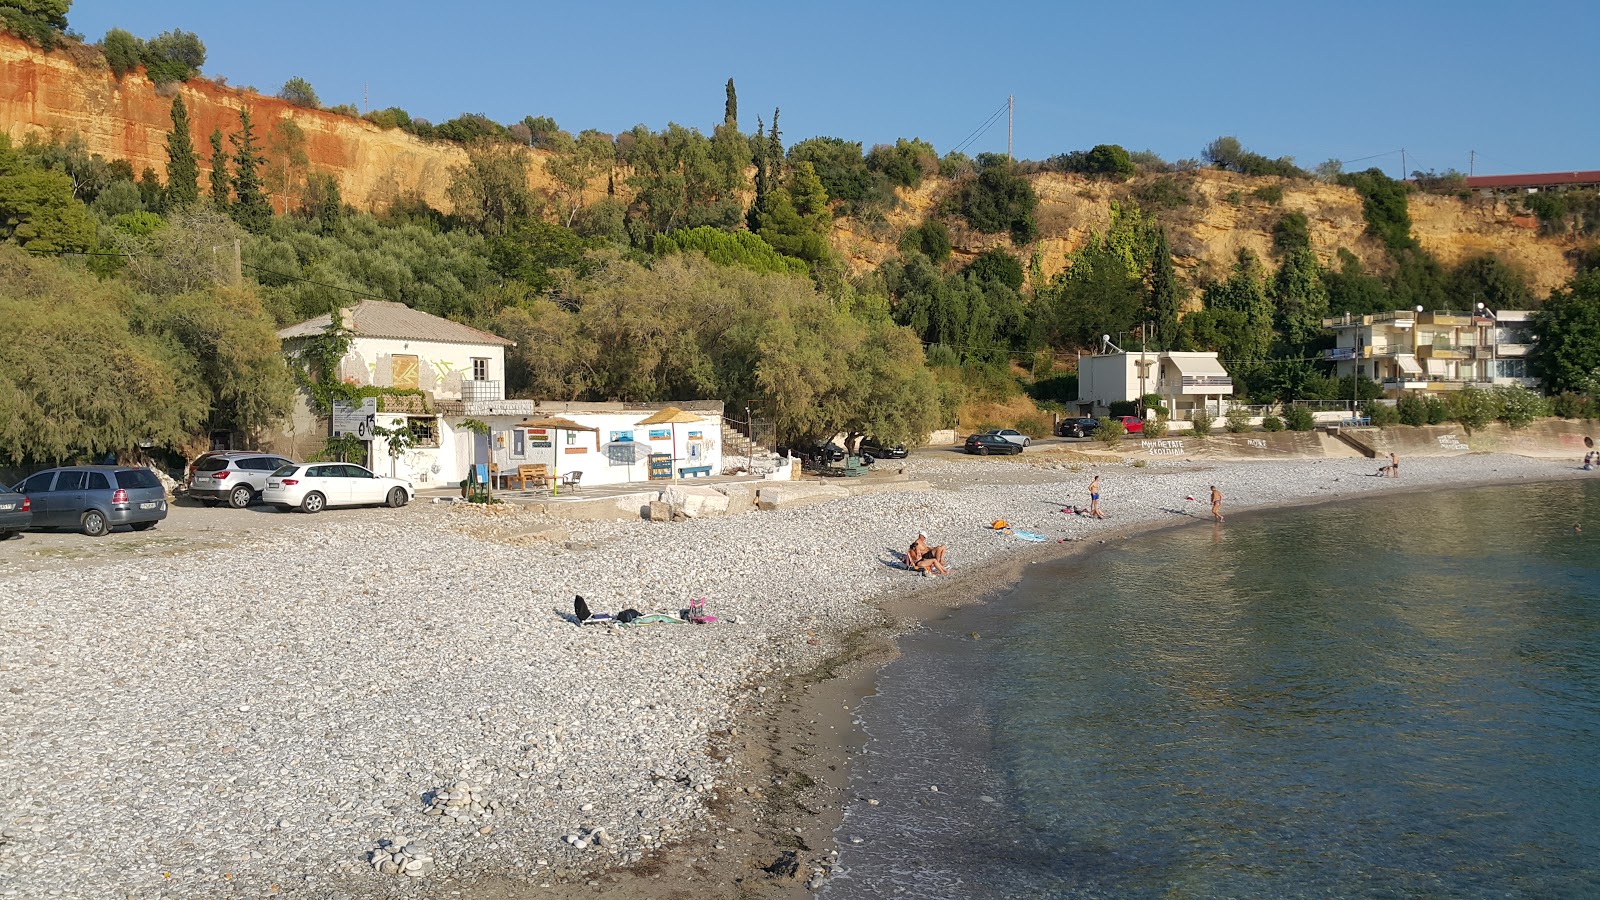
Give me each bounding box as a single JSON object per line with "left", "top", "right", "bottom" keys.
{"left": 68, "top": 0, "right": 1598, "bottom": 176}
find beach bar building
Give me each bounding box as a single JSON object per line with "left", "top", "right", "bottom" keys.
{"left": 1076, "top": 349, "right": 1234, "bottom": 422}
{"left": 437, "top": 399, "right": 726, "bottom": 488}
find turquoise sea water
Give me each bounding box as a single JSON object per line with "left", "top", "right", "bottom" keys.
{"left": 824, "top": 480, "right": 1600, "bottom": 899}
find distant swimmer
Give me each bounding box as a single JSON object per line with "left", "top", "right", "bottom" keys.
{"left": 1210, "top": 485, "right": 1224, "bottom": 524}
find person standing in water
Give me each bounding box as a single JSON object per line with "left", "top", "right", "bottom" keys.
{"left": 1388, "top": 452, "right": 1399, "bottom": 478}
{"left": 1089, "top": 475, "right": 1104, "bottom": 519}
{"left": 1210, "top": 485, "right": 1224, "bottom": 523}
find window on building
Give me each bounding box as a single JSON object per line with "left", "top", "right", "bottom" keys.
{"left": 472, "top": 357, "right": 489, "bottom": 381}
{"left": 512, "top": 429, "right": 526, "bottom": 458}
{"left": 409, "top": 419, "right": 439, "bottom": 448}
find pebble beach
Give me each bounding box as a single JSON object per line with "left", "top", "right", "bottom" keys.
{"left": 0, "top": 449, "right": 1577, "bottom": 898}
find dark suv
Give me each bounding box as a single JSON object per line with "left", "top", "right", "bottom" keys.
{"left": 187, "top": 451, "right": 295, "bottom": 508}
{"left": 12, "top": 466, "right": 168, "bottom": 536}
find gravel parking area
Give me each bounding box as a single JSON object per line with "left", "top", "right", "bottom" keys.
{"left": 0, "top": 452, "right": 1576, "bottom": 898}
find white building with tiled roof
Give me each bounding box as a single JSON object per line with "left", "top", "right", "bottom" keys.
{"left": 268, "top": 301, "right": 515, "bottom": 485}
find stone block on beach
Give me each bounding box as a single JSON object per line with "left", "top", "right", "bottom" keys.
{"left": 753, "top": 482, "right": 851, "bottom": 511}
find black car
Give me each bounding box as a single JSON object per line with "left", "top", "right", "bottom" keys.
{"left": 0, "top": 483, "right": 32, "bottom": 540}
{"left": 964, "top": 433, "right": 1023, "bottom": 455}
{"left": 859, "top": 438, "right": 908, "bottom": 460}
{"left": 1057, "top": 417, "right": 1102, "bottom": 438}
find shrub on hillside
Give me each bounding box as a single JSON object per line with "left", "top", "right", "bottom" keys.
{"left": 1252, "top": 185, "right": 1284, "bottom": 203}
{"left": 141, "top": 30, "right": 206, "bottom": 84}
{"left": 278, "top": 77, "right": 319, "bottom": 109}
{"left": 1014, "top": 413, "right": 1048, "bottom": 439}
{"left": 1143, "top": 418, "right": 1169, "bottom": 438}
{"left": 1426, "top": 396, "right": 1450, "bottom": 424}
{"left": 1225, "top": 406, "right": 1252, "bottom": 433}
{"left": 898, "top": 220, "right": 951, "bottom": 263}
{"left": 102, "top": 28, "right": 143, "bottom": 79}
{"left": 1096, "top": 417, "right": 1127, "bottom": 447}
{"left": 1448, "top": 386, "right": 1497, "bottom": 432}
{"left": 1189, "top": 408, "right": 1214, "bottom": 438}
{"left": 1284, "top": 405, "right": 1315, "bottom": 431}
{"left": 1261, "top": 414, "right": 1285, "bottom": 432}
{"left": 1552, "top": 392, "right": 1598, "bottom": 419}
{"left": 1494, "top": 385, "right": 1546, "bottom": 428}
{"left": 1364, "top": 401, "right": 1400, "bottom": 426}
{"left": 1396, "top": 393, "right": 1428, "bottom": 426}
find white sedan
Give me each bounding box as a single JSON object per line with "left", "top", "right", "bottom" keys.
{"left": 984, "top": 428, "right": 1032, "bottom": 448}
{"left": 264, "top": 463, "right": 413, "bottom": 513}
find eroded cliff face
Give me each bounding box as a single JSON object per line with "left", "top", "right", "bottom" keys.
{"left": 0, "top": 34, "right": 1578, "bottom": 297}
{"left": 0, "top": 33, "right": 560, "bottom": 213}
{"left": 833, "top": 171, "right": 1580, "bottom": 299}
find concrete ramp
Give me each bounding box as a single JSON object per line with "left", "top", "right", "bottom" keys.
{"left": 1326, "top": 427, "right": 1378, "bottom": 458}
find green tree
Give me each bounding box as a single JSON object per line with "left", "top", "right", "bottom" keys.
{"left": 724, "top": 78, "right": 737, "bottom": 128}
{"left": 898, "top": 220, "right": 951, "bottom": 263}
{"left": 0, "top": 137, "right": 98, "bottom": 252}
{"left": 866, "top": 138, "right": 938, "bottom": 189}
{"left": 141, "top": 29, "right": 206, "bottom": 84}
{"left": 1340, "top": 167, "right": 1413, "bottom": 251}
{"left": 789, "top": 137, "right": 876, "bottom": 213}
{"left": 207, "top": 127, "right": 229, "bottom": 205}
{"left": 229, "top": 107, "right": 271, "bottom": 233}
{"left": 164, "top": 94, "right": 200, "bottom": 207}
{"left": 950, "top": 153, "right": 1037, "bottom": 244}
{"left": 0, "top": 0, "right": 69, "bottom": 47}
{"left": 1322, "top": 248, "right": 1388, "bottom": 316}
{"left": 1146, "top": 227, "right": 1186, "bottom": 350}
{"left": 1532, "top": 270, "right": 1600, "bottom": 394}
{"left": 447, "top": 140, "right": 535, "bottom": 234}
{"left": 1447, "top": 254, "right": 1532, "bottom": 313}
{"left": 277, "top": 76, "right": 319, "bottom": 108}
{"left": 655, "top": 226, "right": 807, "bottom": 276}
{"left": 1271, "top": 245, "right": 1329, "bottom": 346}
{"left": 751, "top": 161, "right": 832, "bottom": 264}
{"left": 1201, "top": 249, "right": 1272, "bottom": 361}
{"left": 102, "top": 27, "right": 143, "bottom": 78}
{"left": 0, "top": 246, "right": 210, "bottom": 463}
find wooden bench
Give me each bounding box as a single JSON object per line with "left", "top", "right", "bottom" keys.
{"left": 513, "top": 464, "right": 549, "bottom": 490}
{"left": 678, "top": 465, "right": 712, "bottom": 478}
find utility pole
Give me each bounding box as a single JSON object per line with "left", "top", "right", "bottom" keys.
{"left": 364, "top": 82, "right": 369, "bottom": 114}
{"left": 1400, "top": 148, "right": 1406, "bottom": 181}
{"left": 1007, "top": 95, "right": 1014, "bottom": 162}
{"left": 1469, "top": 150, "right": 1475, "bottom": 177}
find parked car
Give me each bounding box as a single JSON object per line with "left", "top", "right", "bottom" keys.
{"left": 10, "top": 466, "right": 168, "bottom": 536}
{"left": 984, "top": 428, "right": 1032, "bottom": 448}
{"left": 0, "top": 483, "right": 32, "bottom": 539}
{"left": 263, "top": 463, "right": 413, "bottom": 513}
{"left": 859, "top": 438, "right": 908, "bottom": 460}
{"left": 1056, "top": 417, "right": 1102, "bottom": 438}
{"left": 964, "top": 433, "right": 1024, "bottom": 455}
{"left": 1114, "top": 415, "right": 1145, "bottom": 434}
{"left": 187, "top": 451, "right": 296, "bottom": 508}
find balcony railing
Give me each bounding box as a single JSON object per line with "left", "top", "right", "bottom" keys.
{"left": 460, "top": 379, "right": 504, "bottom": 402}
{"left": 1181, "top": 375, "right": 1233, "bottom": 387}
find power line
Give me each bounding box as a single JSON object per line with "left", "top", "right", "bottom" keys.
{"left": 949, "top": 99, "right": 1011, "bottom": 157}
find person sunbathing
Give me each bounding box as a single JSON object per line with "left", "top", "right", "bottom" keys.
{"left": 907, "top": 532, "right": 949, "bottom": 575}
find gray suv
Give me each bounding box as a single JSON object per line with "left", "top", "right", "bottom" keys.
{"left": 12, "top": 466, "right": 168, "bottom": 536}
{"left": 188, "top": 451, "right": 295, "bottom": 508}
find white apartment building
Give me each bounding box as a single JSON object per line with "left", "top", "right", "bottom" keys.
{"left": 1322, "top": 308, "right": 1536, "bottom": 393}
{"left": 1077, "top": 350, "right": 1234, "bottom": 421}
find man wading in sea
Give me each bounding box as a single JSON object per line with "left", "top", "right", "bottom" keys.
{"left": 1089, "top": 475, "right": 1104, "bottom": 519}
{"left": 1210, "top": 485, "right": 1224, "bottom": 523}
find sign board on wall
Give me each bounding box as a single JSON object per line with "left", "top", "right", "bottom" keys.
{"left": 331, "top": 398, "right": 377, "bottom": 441}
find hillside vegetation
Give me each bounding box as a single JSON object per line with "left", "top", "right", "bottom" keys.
{"left": 2, "top": 2, "right": 1598, "bottom": 467}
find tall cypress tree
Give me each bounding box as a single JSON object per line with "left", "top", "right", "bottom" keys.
{"left": 228, "top": 107, "right": 271, "bottom": 233}
{"left": 208, "top": 127, "right": 230, "bottom": 204}
{"left": 766, "top": 108, "right": 783, "bottom": 181}
{"left": 748, "top": 115, "right": 768, "bottom": 231}
{"left": 724, "top": 78, "right": 737, "bottom": 128}
{"left": 165, "top": 95, "right": 201, "bottom": 207}
{"left": 1146, "top": 227, "right": 1187, "bottom": 350}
